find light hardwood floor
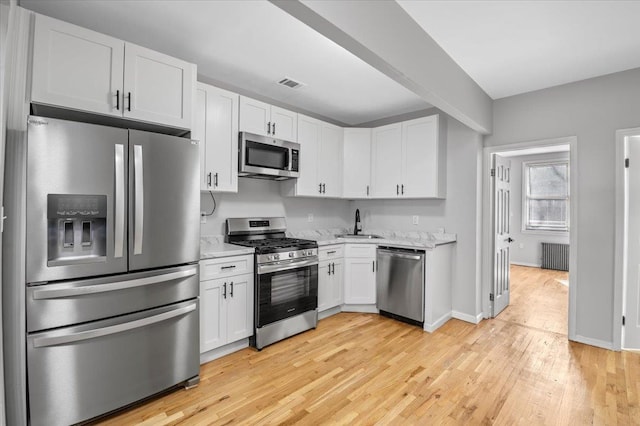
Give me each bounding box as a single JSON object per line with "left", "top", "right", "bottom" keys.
{"left": 96, "top": 265, "right": 640, "bottom": 425}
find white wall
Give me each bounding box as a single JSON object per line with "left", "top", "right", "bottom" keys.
{"left": 199, "top": 178, "right": 351, "bottom": 236}
{"left": 352, "top": 118, "right": 484, "bottom": 320}
{"left": 508, "top": 152, "right": 570, "bottom": 267}
{"left": 485, "top": 67, "right": 640, "bottom": 347}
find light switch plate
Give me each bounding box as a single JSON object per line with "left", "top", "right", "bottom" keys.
{"left": 308, "top": 214, "right": 314, "bottom": 222}
{"left": 412, "top": 215, "right": 419, "bottom": 225}
{"left": 200, "top": 212, "right": 207, "bottom": 224}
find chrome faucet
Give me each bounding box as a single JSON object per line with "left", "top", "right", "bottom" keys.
{"left": 354, "top": 208, "right": 362, "bottom": 235}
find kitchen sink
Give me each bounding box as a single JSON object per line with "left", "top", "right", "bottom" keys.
{"left": 335, "top": 234, "right": 382, "bottom": 239}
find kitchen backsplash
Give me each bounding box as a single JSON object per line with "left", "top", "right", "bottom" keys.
{"left": 199, "top": 178, "right": 351, "bottom": 236}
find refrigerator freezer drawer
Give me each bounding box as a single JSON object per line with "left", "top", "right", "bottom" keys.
{"left": 27, "top": 299, "right": 199, "bottom": 426}
{"left": 27, "top": 264, "right": 199, "bottom": 332}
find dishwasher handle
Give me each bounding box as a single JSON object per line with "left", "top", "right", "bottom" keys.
{"left": 377, "top": 248, "right": 424, "bottom": 261}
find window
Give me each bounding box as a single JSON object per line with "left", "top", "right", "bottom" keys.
{"left": 523, "top": 161, "right": 569, "bottom": 232}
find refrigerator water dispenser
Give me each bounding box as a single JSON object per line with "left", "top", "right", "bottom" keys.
{"left": 47, "top": 194, "right": 107, "bottom": 265}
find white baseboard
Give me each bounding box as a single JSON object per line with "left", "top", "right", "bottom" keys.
{"left": 452, "top": 310, "right": 483, "bottom": 324}
{"left": 424, "top": 312, "right": 452, "bottom": 333}
{"left": 511, "top": 261, "right": 542, "bottom": 268}
{"left": 318, "top": 305, "right": 341, "bottom": 320}
{"left": 341, "top": 304, "right": 379, "bottom": 314}
{"left": 200, "top": 338, "right": 249, "bottom": 365}
{"left": 571, "top": 334, "right": 614, "bottom": 351}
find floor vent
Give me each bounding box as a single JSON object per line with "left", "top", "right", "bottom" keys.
{"left": 541, "top": 243, "right": 569, "bottom": 271}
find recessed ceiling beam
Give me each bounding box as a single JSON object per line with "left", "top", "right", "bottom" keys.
{"left": 270, "top": 0, "right": 493, "bottom": 134}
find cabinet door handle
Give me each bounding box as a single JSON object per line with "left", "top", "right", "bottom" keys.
{"left": 397, "top": 184, "right": 399, "bottom": 195}
{"left": 327, "top": 250, "right": 336, "bottom": 255}
{"left": 214, "top": 172, "right": 219, "bottom": 187}
{"left": 207, "top": 172, "right": 212, "bottom": 187}
{"left": 220, "top": 265, "right": 236, "bottom": 270}
{"left": 332, "top": 262, "right": 335, "bottom": 275}
{"left": 366, "top": 185, "right": 369, "bottom": 196}
{"left": 372, "top": 261, "right": 375, "bottom": 272}
{"left": 272, "top": 123, "right": 276, "bottom": 135}
{"left": 322, "top": 183, "right": 326, "bottom": 193}
{"left": 401, "top": 184, "right": 404, "bottom": 195}
{"left": 223, "top": 282, "right": 227, "bottom": 299}
{"left": 267, "top": 122, "right": 271, "bottom": 134}
{"left": 328, "top": 264, "right": 331, "bottom": 276}
{"left": 230, "top": 281, "right": 234, "bottom": 297}
{"left": 127, "top": 92, "right": 131, "bottom": 111}
{"left": 115, "top": 89, "right": 120, "bottom": 110}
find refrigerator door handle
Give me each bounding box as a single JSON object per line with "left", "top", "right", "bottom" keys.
{"left": 114, "top": 144, "right": 125, "bottom": 258}
{"left": 32, "top": 302, "right": 197, "bottom": 348}
{"left": 31, "top": 267, "right": 197, "bottom": 300}
{"left": 133, "top": 144, "right": 144, "bottom": 255}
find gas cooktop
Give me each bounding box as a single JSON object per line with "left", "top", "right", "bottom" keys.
{"left": 230, "top": 237, "right": 317, "bottom": 254}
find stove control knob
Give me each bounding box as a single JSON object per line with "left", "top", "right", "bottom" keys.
{"left": 289, "top": 252, "right": 295, "bottom": 258}
{"left": 274, "top": 254, "right": 280, "bottom": 260}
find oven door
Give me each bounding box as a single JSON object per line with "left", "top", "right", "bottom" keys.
{"left": 256, "top": 258, "right": 318, "bottom": 328}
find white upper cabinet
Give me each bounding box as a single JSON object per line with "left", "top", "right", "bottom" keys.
{"left": 293, "top": 115, "right": 321, "bottom": 195}
{"left": 402, "top": 115, "right": 445, "bottom": 198}
{"left": 239, "top": 96, "right": 297, "bottom": 142}
{"left": 371, "top": 123, "right": 403, "bottom": 198}
{"left": 318, "top": 123, "right": 344, "bottom": 197}
{"left": 31, "top": 14, "right": 124, "bottom": 117}
{"left": 193, "top": 83, "right": 239, "bottom": 193}
{"left": 343, "top": 128, "right": 372, "bottom": 198}
{"left": 371, "top": 115, "right": 446, "bottom": 199}
{"left": 282, "top": 114, "right": 343, "bottom": 198}
{"left": 122, "top": 43, "right": 194, "bottom": 129}
{"left": 270, "top": 105, "right": 298, "bottom": 142}
{"left": 31, "top": 14, "right": 195, "bottom": 130}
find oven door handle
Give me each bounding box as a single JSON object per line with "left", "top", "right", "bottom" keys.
{"left": 257, "top": 258, "right": 318, "bottom": 275}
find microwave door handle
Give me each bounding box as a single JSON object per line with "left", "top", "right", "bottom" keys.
{"left": 133, "top": 144, "right": 144, "bottom": 255}
{"left": 114, "top": 144, "right": 125, "bottom": 258}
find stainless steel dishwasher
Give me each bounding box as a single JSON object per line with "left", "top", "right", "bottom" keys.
{"left": 376, "top": 246, "right": 425, "bottom": 326}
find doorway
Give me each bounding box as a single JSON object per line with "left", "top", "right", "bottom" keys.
{"left": 482, "top": 136, "right": 578, "bottom": 340}
{"left": 616, "top": 128, "right": 640, "bottom": 350}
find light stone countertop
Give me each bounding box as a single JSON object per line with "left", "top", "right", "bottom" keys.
{"left": 287, "top": 228, "right": 457, "bottom": 250}
{"left": 200, "top": 228, "right": 456, "bottom": 259}
{"left": 200, "top": 235, "right": 254, "bottom": 260}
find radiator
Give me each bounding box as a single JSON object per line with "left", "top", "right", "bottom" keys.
{"left": 541, "top": 243, "right": 569, "bottom": 271}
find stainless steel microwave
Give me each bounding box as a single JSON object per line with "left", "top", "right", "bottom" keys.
{"left": 238, "top": 132, "right": 300, "bottom": 180}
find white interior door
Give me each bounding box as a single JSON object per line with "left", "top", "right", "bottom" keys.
{"left": 624, "top": 136, "right": 640, "bottom": 348}
{"left": 492, "top": 154, "right": 512, "bottom": 317}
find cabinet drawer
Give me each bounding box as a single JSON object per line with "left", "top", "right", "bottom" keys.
{"left": 200, "top": 255, "right": 254, "bottom": 280}
{"left": 319, "top": 245, "right": 344, "bottom": 261}
{"left": 345, "top": 244, "right": 377, "bottom": 258}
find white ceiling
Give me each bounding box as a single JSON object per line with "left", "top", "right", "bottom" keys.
{"left": 19, "top": 0, "right": 640, "bottom": 124}
{"left": 398, "top": 0, "right": 640, "bottom": 99}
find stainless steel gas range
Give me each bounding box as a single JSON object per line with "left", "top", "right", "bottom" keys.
{"left": 226, "top": 217, "right": 318, "bottom": 349}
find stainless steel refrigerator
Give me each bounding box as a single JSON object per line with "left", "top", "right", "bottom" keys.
{"left": 23, "top": 116, "right": 201, "bottom": 426}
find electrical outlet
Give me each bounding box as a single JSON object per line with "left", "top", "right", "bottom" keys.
{"left": 307, "top": 213, "right": 314, "bottom": 222}
{"left": 200, "top": 212, "right": 207, "bottom": 224}
{"left": 519, "top": 243, "right": 524, "bottom": 249}
{"left": 412, "top": 215, "right": 419, "bottom": 225}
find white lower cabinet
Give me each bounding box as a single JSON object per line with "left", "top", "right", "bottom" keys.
{"left": 318, "top": 245, "right": 344, "bottom": 312}
{"left": 199, "top": 255, "right": 254, "bottom": 354}
{"left": 343, "top": 244, "right": 377, "bottom": 306}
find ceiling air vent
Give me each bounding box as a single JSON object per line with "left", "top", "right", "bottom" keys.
{"left": 278, "top": 77, "right": 306, "bottom": 89}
